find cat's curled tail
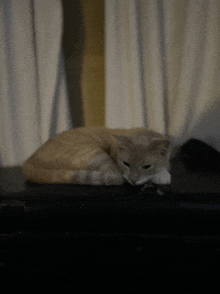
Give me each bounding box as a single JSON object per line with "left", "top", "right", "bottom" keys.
{"left": 22, "top": 161, "right": 125, "bottom": 186}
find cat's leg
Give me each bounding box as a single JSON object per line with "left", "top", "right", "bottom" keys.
{"left": 151, "top": 168, "right": 171, "bottom": 185}
{"left": 87, "top": 152, "right": 125, "bottom": 185}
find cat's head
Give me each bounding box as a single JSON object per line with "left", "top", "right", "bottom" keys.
{"left": 114, "top": 134, "right": 171, "bottom": 186}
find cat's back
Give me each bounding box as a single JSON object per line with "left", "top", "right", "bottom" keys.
{"left": 26, "top": 127, "right": 115, "bottom": 169}
{"left": 41, "top": 127, "right": 111, "bottom": 148}
{"left": 28, "top": 126, "right": 164, "bottom": 162}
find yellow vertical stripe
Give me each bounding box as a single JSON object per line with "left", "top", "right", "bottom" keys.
{"left": 81, "top": 0, "right": 105, "bottom": 127}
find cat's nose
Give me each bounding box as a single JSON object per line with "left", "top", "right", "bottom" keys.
{"left": 130, "top": 175, "right": 139, "bottom": 185}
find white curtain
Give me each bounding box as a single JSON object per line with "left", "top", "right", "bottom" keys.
{"left": 0, "top": 0, "right": 72, "bottom": 167}
{"left": 105, "top": 0, "right": 220, "bottom": 152}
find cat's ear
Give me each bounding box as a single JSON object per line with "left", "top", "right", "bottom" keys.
{"left": 114, "top": 135, "right": 132, "bottom": 149}
{"left": 149, "top": 138, "right": 170, "bottom": 156}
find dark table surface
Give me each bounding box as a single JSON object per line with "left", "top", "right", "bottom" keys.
{"left": 1, "top": 139, "right": 220, "bottom": 292}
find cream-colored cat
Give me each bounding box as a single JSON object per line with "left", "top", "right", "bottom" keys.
{"left": 23, "top": 127, "right": 171, "bottom": 186}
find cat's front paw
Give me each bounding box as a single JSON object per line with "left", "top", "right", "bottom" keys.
{"left": 151, "top": 168, "right": 171, "bottom": 185}
{"left": 140, "top": 182, "right": 155, "bottom": 191}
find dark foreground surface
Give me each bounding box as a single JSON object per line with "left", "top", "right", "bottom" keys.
{"left": 1, "top": 139, "right": 220, "bottom": 293}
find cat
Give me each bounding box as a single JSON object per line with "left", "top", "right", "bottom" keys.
{"left": 22, "top": 127, "right": 171, "bottom": 186}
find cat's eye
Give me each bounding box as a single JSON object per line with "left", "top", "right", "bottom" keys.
{"left": 142, "top": 164, "right": 151, "bottom": 169}
{"left": 123, "top": 161, "right": 130, "bottom": 167}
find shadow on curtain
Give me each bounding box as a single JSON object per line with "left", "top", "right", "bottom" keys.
{"left": 63, "top": 0, "right": 105, "bottom": 126}
{"left": 1, "top": 0, "right": 105, "bottom": 167}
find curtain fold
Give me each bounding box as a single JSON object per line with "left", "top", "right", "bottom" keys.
{"left": 0, "top": 0, "right": 72, "bottom": 167}
{"left": 105, "top": 0, "right": 220, "bottom": 151}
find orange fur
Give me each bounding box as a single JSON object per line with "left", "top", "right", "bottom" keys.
{"left": 23, "top": 127, "right": 171, "bottom": 185}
